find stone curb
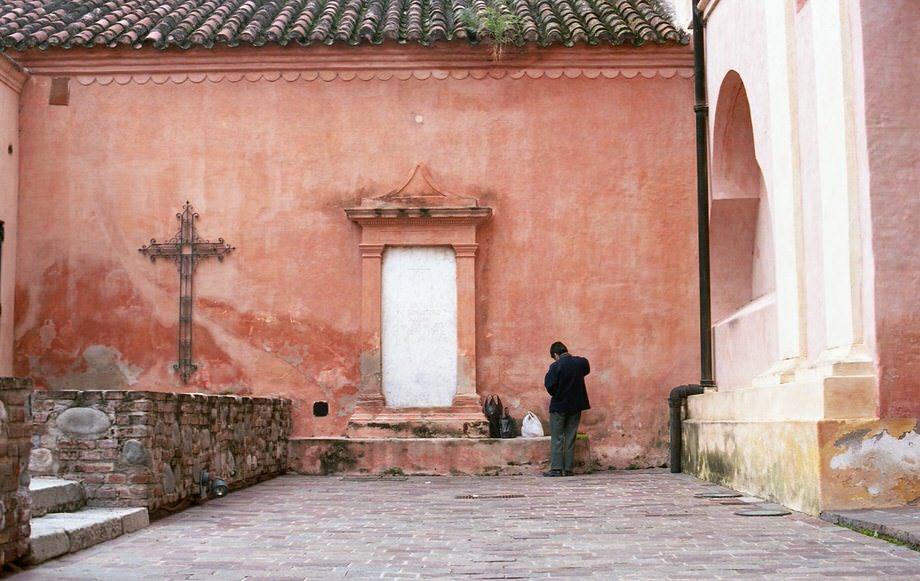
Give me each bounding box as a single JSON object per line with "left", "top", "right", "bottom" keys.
{"left": 821, "top": 509, "right": 920, "bottom": 549}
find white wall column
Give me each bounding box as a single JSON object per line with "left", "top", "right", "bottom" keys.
{"left": 810, "top": 0, "right": 866, "bottom": 359}
{"left": 764, "top": 0, "right": 806, "bottom": 366}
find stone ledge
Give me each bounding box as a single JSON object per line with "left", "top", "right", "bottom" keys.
{"left": 686, "top": 375, "right": 876, "bottom": 422}
{"left": 289, "top": 436, "right": 591, "bottom": 476}
{"left": 29, "top": 478, "right": 86, "bottom": 517}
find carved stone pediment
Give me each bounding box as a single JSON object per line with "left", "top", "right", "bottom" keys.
{"left": 346, "top": 164, "right": 491, "bottom": 221}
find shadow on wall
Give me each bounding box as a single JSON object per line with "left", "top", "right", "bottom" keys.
{"left": 709, "top": 70, "right": 778, "bottom": 391}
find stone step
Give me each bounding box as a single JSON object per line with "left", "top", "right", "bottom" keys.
{"left": 25, "top": 507, "right": 149, "bottom": 565}
{"left": 29, "top": 478, "right": 86, "bottom": 517}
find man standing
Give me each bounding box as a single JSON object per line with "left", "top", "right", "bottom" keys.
{"left": 543, "top": 341, "right": 590, "bottom": 477}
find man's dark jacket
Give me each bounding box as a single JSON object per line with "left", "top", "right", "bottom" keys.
{"left": 544, "top": 353, "right": 591, "bottom": 413}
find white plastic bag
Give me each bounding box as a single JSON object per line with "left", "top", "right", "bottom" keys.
{"left": 520, "top": 411, "right": 544, "bottom": 438}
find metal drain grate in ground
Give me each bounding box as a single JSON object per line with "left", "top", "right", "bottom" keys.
{"left": 456, "top": 494, "right": 526, "bottom": 500}
{"left": 736, "top": 509, "right": 792, "bottom": 517}
{"left": 340, "top": 475, "right": 409, "bottom": 482}
{"left": 695, "top": 492, "right": 743, "bottom": 499}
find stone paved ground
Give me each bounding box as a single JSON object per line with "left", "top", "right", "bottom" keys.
{"left": 12, "top": 470, "right": 920, "bottom": 580}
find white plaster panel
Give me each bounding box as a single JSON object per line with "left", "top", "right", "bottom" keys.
{"left": 382, "top": 246, "right": 457, "bottom": 407}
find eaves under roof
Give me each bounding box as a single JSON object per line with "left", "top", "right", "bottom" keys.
{"left": 0, "top": 0, "right": 687, "bottom": 51}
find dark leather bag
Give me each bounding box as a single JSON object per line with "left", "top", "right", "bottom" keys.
{"left": 500, "top": 407, "right": 517, "bottom": 439}
{"left": 482, "top": 395, "right": 503, "bottom": 438}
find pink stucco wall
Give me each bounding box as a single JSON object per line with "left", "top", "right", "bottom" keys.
{"left": 0, "top": 57, "right": 23, "bottom": 376}
{"left": 13, "top": 49, "right": 698, "bottom": 467}
{"left": 860, "top": 0, "right": 920, "bottom": 418}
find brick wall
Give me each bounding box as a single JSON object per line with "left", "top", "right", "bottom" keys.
{"left": 31, "top": 391, "right": 291, "bottom": 513}
{"left": 0, "top": 378, "right": 32, "bottom": 566}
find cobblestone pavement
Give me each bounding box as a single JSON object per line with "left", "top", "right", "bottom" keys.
{"left": 13, "top": 470, "right": 920, "bottom": 580}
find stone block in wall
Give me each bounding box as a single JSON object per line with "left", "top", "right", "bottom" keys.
{"left": 32, "top": 390, "right": 291, "bottom": 514}
{"left": 0, "top": 377, "right": 33, "bottom": 566}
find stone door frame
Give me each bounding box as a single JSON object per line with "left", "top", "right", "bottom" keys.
{"left": 344, "top": 165, "right": 492, "bottom": 433}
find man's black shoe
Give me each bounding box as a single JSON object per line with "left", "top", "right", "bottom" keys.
{"left": 543, "top": 470, "right": 563, "bottom": 477}
{"left": 564, "top": 471, "right": 575, "bottom": 477}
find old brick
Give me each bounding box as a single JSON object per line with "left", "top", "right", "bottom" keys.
{"left": 74, "top": 463, "right": 114, "bottom": 473}
{"left": 91, "top": 488, "right": 119, "bottom": 499}
{"left": 0, "top": 390, "right": 28, "bottom": 406}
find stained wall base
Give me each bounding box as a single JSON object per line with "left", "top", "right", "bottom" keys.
{"left": 288, "top": 437, "right": 593, "bottom": 476}
{"left": 683, "top": 413, "right": 919, "bottom": 514}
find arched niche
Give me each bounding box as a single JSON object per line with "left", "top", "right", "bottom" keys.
{"left": 709, "top": 71, "right": 778, "bottom": 389}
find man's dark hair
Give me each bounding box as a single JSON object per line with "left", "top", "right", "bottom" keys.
{"left": 550, "top": 341, "right": 568, "bottom": 359}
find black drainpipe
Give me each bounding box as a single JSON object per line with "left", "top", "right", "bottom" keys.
{"left": 669, "top": 4, "right": 715, "bottom": 474}
{"left": 669, "top": 384, "right": 704, "bottom": 472}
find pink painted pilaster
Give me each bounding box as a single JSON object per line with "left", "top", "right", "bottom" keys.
{"left": 357, "top": 243, "right": 385, "bottom": 407}
{"left": 453, "top": 243, "right": 478, "bottom": 398}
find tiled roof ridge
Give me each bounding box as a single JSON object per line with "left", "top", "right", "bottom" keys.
{"left": 0, "top": 0, "right": 689, "bottom": 51}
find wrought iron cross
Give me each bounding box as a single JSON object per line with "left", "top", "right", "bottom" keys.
{"left": 140, "top": 202, "right": 234, "bottom": 383}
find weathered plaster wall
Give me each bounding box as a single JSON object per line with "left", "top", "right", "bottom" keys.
{"left": 860, "top": 0, "right": 920, "bottom": 418}
{"left": 0, "top": 57, "right": 24, "bottom": 376}
{"left": 31, "top": 390, "right": 291, "bottom": 513}
{"left": 13, "top": 52, "right": 698, "bottom": 468}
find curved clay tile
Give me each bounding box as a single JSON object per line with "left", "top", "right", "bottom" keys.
{"left": 357, "top": 2, "right": 380, "bottom": 41}
{"left": 404, "top": 4, "right": 422, "bottom": 42}
{"left": 0, "top": 0, "right": 686, "bottom": 49}
{"left": 288, "top": 0, "right": 319, "bottom": 39}
{"left": 48, "top": 29, "right": 69, "bottom": 45}
{"left": 382, "top": 0, "right": 401, "bottom": 40}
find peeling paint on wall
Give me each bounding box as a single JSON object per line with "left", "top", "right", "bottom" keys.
{"left": 828, "top": 422, "right": 920, "bottom": 497}
{"left": 819, "top": 419, "right": 920, "bottom": 510}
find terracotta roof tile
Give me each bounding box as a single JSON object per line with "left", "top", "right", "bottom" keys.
{"left": 0, "top": 0, "right": 688, "bottom": 50}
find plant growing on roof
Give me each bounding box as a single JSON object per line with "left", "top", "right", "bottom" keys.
{"left": 459, "top": 1, "right": 523, "bottom": 62}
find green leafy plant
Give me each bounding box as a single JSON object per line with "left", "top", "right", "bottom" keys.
{"left": 459, "top": 3, "right": 522, "bottom": 61}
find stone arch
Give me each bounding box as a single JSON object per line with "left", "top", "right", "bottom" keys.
{"left": 709, "top": 70, "right": 778, "bottom": 389}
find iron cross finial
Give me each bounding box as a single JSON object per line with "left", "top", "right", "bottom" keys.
{"left": 140, "top": 203, "right": 234, "bottom": 383}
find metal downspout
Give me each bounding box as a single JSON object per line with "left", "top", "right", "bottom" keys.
{"left": 693, "top": 4, "right": 714, "bottom": 390}
{"left": 669, "top": 4, "right": 715, "bottom": 474}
